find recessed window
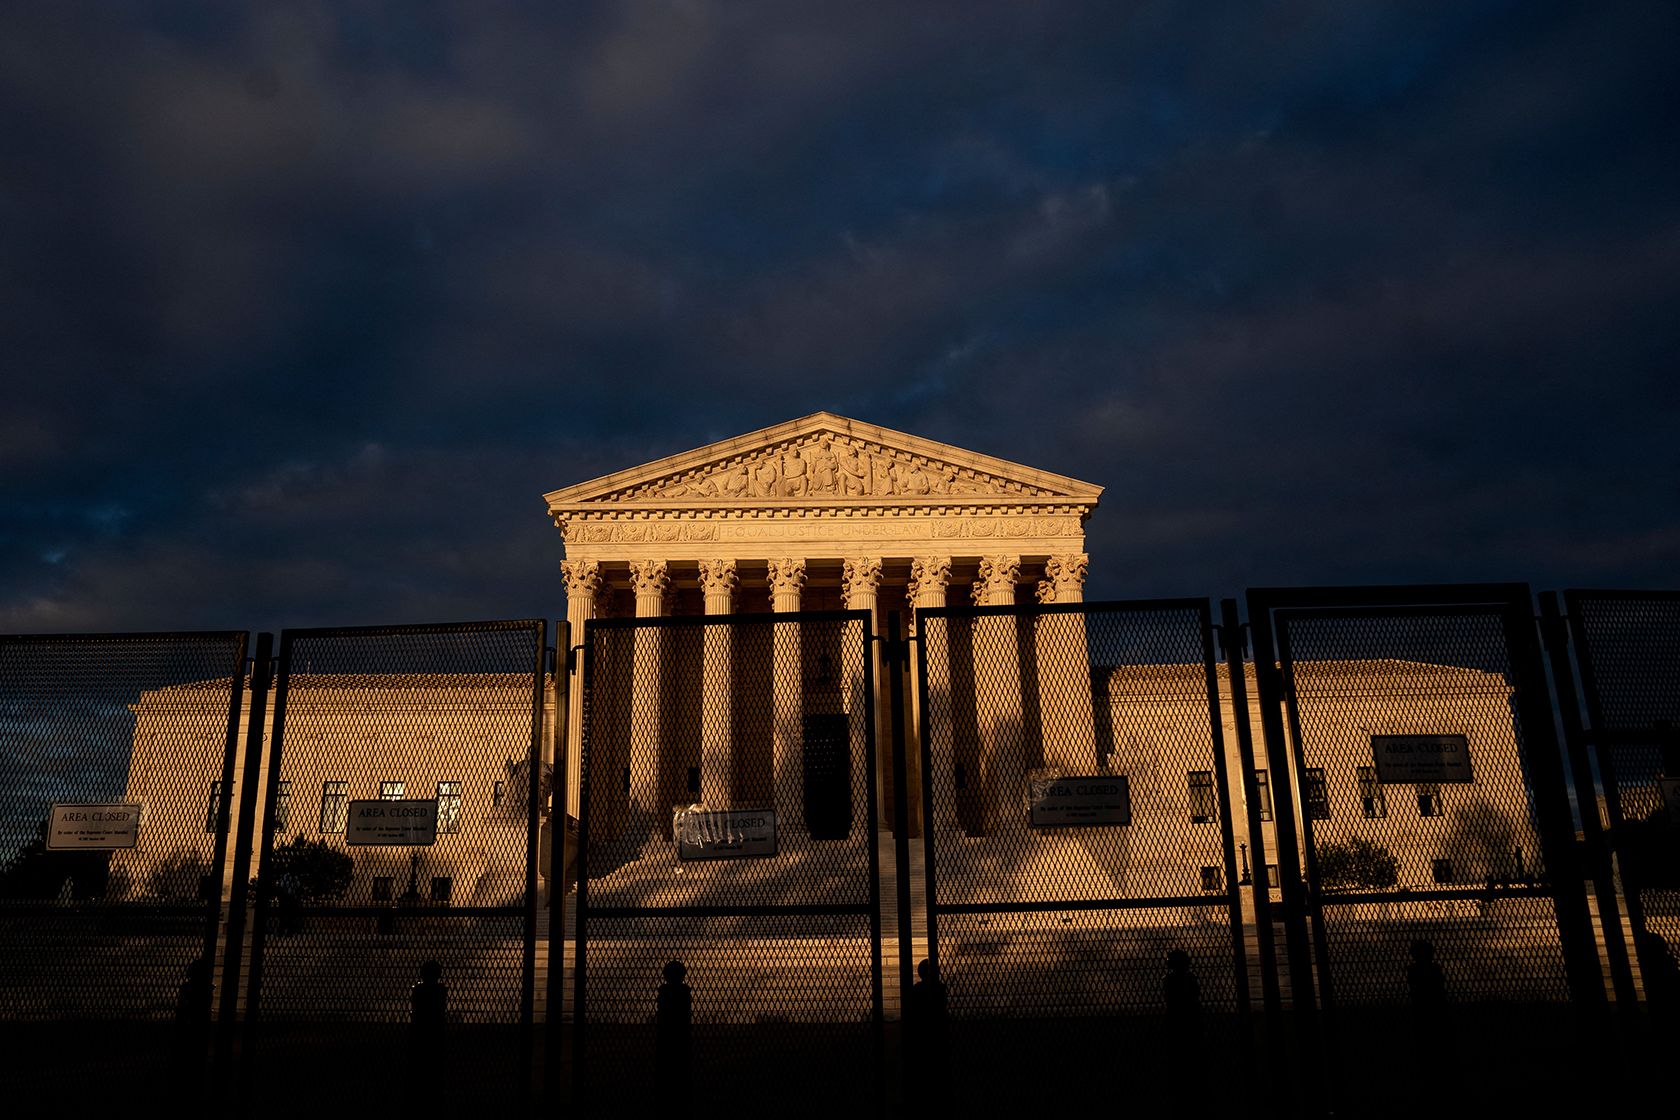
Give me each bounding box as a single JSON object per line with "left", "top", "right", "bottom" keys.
{"left": 1200, "top": 865, "right": 1223, "bottom": 892}
{"left": 1304, "top": 768, "right": 1330, "bottom": 820}
{"left": 1432, "top": 858, "right": 1454, "bottom": 884}
{"left": 1357, "top": 766, "right": 1386, "bottom": 819}
{"left": 319, "top": 781, "right": 348, "bottom": 833}
{"left": 430, "top": 877, "right": 453, "bottom": 904}
{"left": 1188, "top": 771, "right": 1215, "bottom": 823}
{"left": 371, "top": 877, "right": 394, "bottom": 902}
{"left": 1266, "top": 864, "right": 1279, "bottom": 889}
{"left": 954, "top": 762, "right": 967, "bottom": 789}
{"left": 380, "top": 781, "right": 405, "bottom": 800}
{"left": 273, "top": 780, "right": 292, "bottom": 832}
{"left": 1253, "top": 770, "right": 1273, "bottom": 821}
{"left": 205, "top": 781, "right": 226, "bottom": 834}
{"left": 687, "top": 766, "right": 702, "bottom": 795}
{"left": 437, "top": 782, "right": 462, "bottom": 834}
{"left": 493, "top": 780, "right": 506, "bottom": 807}
{"left": 1417, "top": 784, "right": 1443, "bottom": 818}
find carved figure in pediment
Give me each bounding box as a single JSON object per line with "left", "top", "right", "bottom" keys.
{"left": 750, "top": 457, "right": 780, "bottom": 498}
{"left": 931, "top": 467, "right": 953, "bottom": 494}
{"left": 809, "top": 438, "right": 839, "bottom": 493}
{"left": 721, "top": 463, "right": 750, "bottom": 498}
{"left": 838, "top": 445, "right": 867, "bottom": 496}
{"left": 870, "top": 453, "right": 894, "bottom": 497}
{"left": 905, "top": 462, "right": 931, "bottom": 496}
{"left": 949, "top": 471, "right": 991, "bottom": 495}
{"left": 781, "top": 448, "right": 808, "bottom": 497}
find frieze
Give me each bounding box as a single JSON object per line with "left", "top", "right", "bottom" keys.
{"left": 560, "top": 514, "right": 1084, "bottom": 545}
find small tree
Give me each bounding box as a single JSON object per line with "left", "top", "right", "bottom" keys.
{"left": 1317, "top": 836, "right": 1400, "bottom": 892}
{"left": 254, "top": 835, "right": 354, "bottom": 902}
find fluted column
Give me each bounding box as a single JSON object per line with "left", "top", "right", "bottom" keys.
{"left": 768, "top": 557, "right": 807, "bottom": 830}
{"left": 698, "top": 559, "right": 737, "bottom": 807}
{"left": 629, "top": 560, "right": 668, "bottom": 833}
{"left": 1040, "top": 554, "right": 1094, "bottom": 770}
{"left": 842, "top": 558, "right": 884, "bottom": 825}
{"left": 975, "top": 556, "right": 1021, "bottom": 832}
{"left": 906, "top": 557, "right": 951, "bottom": 834}
{"left": 561, "top": 560, "right": 602, "bottom": 818}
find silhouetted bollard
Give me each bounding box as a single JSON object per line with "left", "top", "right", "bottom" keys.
{"left": 1407, "top": 939, "right": 1447, "bottom": 1010}
{"left": 410, "top": 959, "right": 448, "bottom": 1072}
{"left": 907, "top": 958, "right": 950, "bottom": 1101}
{"left": 656, "top": 959, "right": 693, "bottom": 1098}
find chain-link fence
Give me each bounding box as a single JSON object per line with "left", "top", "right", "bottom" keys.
{"left": 243, "top": 620, "right": 547, "bottom": 1105}
{"left": 912, "top": 599, "right": 1249, "bottom": 1107}
{"left": 576, "top": 610, "right": 881, "bottom": 1105}
{"left": 1563, "top": 589, "right": 1680, "bottom": 1004}
{"left": 0, "top": 630, "right": 249, "bottom": 1099}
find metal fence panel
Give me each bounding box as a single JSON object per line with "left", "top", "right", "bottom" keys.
{"left": 0, "top": 630, "right": 248, "bottom": 1095}
{"left": 1248, "top": 587, "right": 1595, "bottom": 1010}
{"left": 915, "top": 600, "right": 1247, "bottom": 1020}
{"left": 575, "top": 610, "right": 880, "bottom": 1103}
{"left": 244, "top": 620, "right": 546, "bottom": 1101}
{"left": 1563, "top": 589, "right": 1680, "bottom": 998}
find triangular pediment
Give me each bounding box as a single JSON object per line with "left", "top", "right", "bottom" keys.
{"left": 543, "top": 413, "right": 1104, "bottom": 509}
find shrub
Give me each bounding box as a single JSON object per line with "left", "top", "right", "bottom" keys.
{"left": 1317, "top": 835, "right": 1400, "bottom": 891}
{"left": 254, "top": 835, "right": 354, "bottom": 902}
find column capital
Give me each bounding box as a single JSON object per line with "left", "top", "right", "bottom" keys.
{"left": 561, "top": 559, "right": 602, "bottom": 599}
{"left": 698, "top": 558, "right": 739, "bottom": 597}
{"left": 907, "top": 556, "right": 952, "bottom": 605}
{"left": 1035, "top": 579, "right": 1057, "bottom": 605}
{"left": 629, "top": 559, "right": 670, "bottom": 598}
{"left": 976, "top": 555, "right": 1020, "bottom": 606}
{"left": 767, "top": 557, "right": 807, "bottom": 596}
{"left": 841, "top": 557, "right": 883, "bottom": 609}
{"left": 1045, "top": 553, "right": 1089, "bottom": 604}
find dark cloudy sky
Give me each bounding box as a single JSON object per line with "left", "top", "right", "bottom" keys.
{"left": 3, "top": 1, "right": 1676, "bottom": 634}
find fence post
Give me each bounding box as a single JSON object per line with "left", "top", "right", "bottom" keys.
{"left": 216, "top": 631, "right": 272, "bottom": 1093}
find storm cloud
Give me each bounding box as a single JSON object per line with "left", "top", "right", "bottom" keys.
{"left": 2, "top": 0, "right": 1676, "bottom": 632}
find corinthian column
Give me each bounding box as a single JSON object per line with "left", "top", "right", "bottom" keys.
{"left": 560, "top": 560, "right": 602, "bottom": 817}
{"left": 768, "top": 558, "right": 807, "bottom": 830}
{"left": 974, "top": 555, "right": 1021, "bottom": 833}
{"left": 698, "top": 559, "right": 737, "bottom": 807}
{"left": 628, "top": 560, "right": 669, "bottom": 832}
{"left": 1039, "top": 553, "right": 1094, "bottom": 770}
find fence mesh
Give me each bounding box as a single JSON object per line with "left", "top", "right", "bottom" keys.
{"left": 1274, "top": 606, "right": 1571, "bottom": 1005}
{"left": 1564, "top": 590, "right": 1680, "bottom": 994}
{"left": 242, "top": 620, "right": 545, "bottom": 1104}
{"left": 577, "top": 611, "right": 879, "bottom": 1103}
{"left": 916, "top": 601, "right": 1244, "bottom": 1022}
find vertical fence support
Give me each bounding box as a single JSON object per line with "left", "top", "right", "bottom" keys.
{"left": 216, "top": 632, "right": 273, "bottom": 1089}
{"left": 547, "top": 622, "right": 571, "bottom": 1108}
{"left": 887, "top": 611, "right": 914, "bottom": 1101}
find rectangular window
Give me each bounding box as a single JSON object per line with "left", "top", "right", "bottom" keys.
{"left": 1188, "top": 771, "right": 1216, "bottom": 823}
{"left": 1266, "top": 864, "right": 1279, "bottom": 889}
{"left": 1304, "top": 768, "right": 1330, "bottom": 820}
{"left": 1417, "top": 784, "right": 1443, "bottom": 818}
{"left": 430, "top": 877, "right": 453, "bottom": 904}
{"left": 371, "top": 877, "right": 394, "bottom": 902}
{"left": 1432, "top": 858, "right": 1454, "bottom": 884}
{"left": 1200, "top": 865, "right": 1223, "bottom": 892}
{"left": 493, "top": 780, "right": 506, "bottom": 807}
{"left": 1253, "top": 770, "right": 1273, "bottom": 821}
{"left": 436, "top": 782, "right": 462, "bottom": 834}
{"left": 1357, "top": 766, "right": 1387, "bottom": 819}
{"left": 380, "top": 781, "right": 405, "bottom": 800}
{"left": 319, "top": 781, "right": 348, "bottom": 833}
{"left": 273, "top": 780, "right": 292, "bottom": 833}
{"left": 205, "top": 781, "right": 226, "bottom": 833}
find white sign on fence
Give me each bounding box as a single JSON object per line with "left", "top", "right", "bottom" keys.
{"left": 674, "top": 807, "right": 777, "bottom": 860}
{"left": 1370, "top": 734, "right": 1474, "bottom": 784}
{"left": 46, "top": 802, "right": 142, "bottom": 849}
{"left": 344, "top": 799, "right": 438, "bottom": 846}
{"left": 1028, "top": 775, "right": 1132, "bottom": 827}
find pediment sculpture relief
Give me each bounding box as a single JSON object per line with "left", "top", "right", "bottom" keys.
{"left": 600, "top": 434, "right": 1051, "bottom": 503}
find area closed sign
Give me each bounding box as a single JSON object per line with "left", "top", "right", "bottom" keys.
{"left": 1029, "top": 775, "right": 1132, "bottom": 827}
{"left": 674, "top": 808, "right": 777, "bottom": 860}
{"left": 46, "top": 802, "right": 142, "bottom": 849}
{"left": 345, "top": 799, "right": 438, "bottom": 846}
{"left": 1371, "top": 735, "right": 1474, "bottom": 783}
